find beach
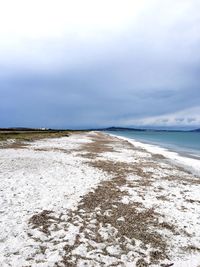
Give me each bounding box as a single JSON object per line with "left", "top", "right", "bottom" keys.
{"left": 108, "top": 132, "right": 200, "bottom": 176}
{"left": 0, "top": 131, "right": 200, "bottom": 266}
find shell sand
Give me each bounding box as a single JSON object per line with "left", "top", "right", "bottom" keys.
{"left": 0, "top": 132, "right": 200, "bottom": 266}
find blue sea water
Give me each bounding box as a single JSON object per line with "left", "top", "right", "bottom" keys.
{"left": 105, "top": 130, "right": 200, "bottom": 159}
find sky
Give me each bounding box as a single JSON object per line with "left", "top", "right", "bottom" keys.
{"left": 0, "top": 0, "right": 200, "bottom": 129}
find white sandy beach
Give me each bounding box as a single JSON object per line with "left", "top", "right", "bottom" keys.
{"left": 0, "top": 132, "right": 200, "bottom": 266}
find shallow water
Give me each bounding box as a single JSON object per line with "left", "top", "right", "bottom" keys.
{"left": 105, "top": 130, "right": 200, "bottom": 159}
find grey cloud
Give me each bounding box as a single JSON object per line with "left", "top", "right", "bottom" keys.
{"left": 187, "top": 118, "right": 196, "bottom": 123}
{"left": 176, "top": 118, "right": 185, "bottom": 122}
{"left": 0, "top": 0, "right": 200, "bottom": 128}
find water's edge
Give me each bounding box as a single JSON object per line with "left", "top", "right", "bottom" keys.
{"left": 105, "top": 132, "right": 200, "bottom": 176}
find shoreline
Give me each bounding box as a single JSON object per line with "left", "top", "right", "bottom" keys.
{"left": 0, "top": 131, "right": 200, "bottom": 266}
{"left": 106, "top": 132, "right": 200, "bottom": 176}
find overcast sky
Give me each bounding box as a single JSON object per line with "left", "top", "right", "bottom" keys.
{"left": 0, "top": 0, "right": 200, "bottom": 129}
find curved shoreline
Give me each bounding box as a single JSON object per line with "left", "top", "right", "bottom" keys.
{"left": 106, "top": 132, "right": 200, "bottom": 176}
{"left": 1, "top": 131, "right": 200, "bottom": 266}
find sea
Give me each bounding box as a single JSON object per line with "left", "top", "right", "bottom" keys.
{"left": 105, "top": 130, "right": 200, "bottom": 160}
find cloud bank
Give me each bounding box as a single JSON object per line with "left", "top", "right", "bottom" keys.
{"left": 0, "top": 0, "right": 200, "bottom": 129}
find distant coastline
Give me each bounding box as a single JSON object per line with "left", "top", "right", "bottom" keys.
{"left": 1, "top": 126, "right": 200, "bottom": 132}
{"left": 101, "top": 126, "right": 200, "bottom": 133}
